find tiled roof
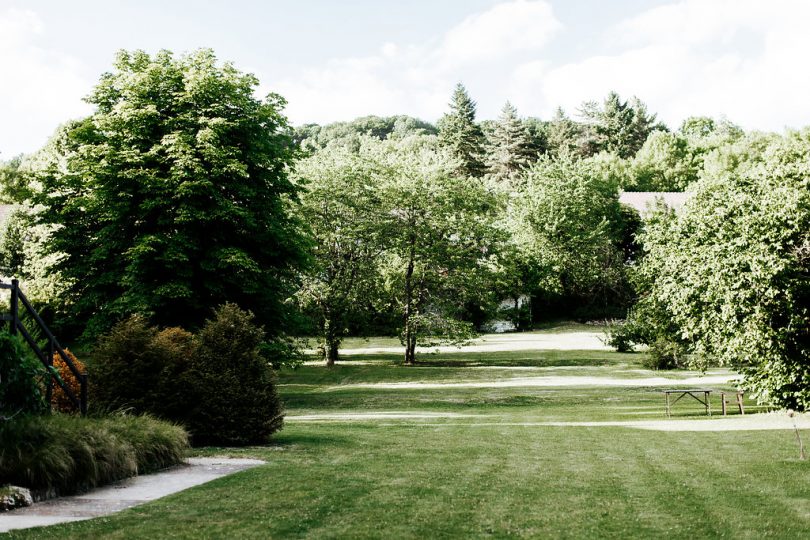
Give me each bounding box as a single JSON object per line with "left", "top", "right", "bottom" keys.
{"left": 619, "top": 192, "right": 691, "bottom": 216}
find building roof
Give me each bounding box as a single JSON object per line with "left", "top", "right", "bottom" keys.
{"left": 619, "top": 192, "right": 691, "bottom": 216}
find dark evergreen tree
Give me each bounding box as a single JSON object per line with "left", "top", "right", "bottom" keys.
{"left": 485, "top": 102, "right": 535, "bottom": 184}
{"left": 437, "top": 83, "right": 487, "bottom": 177}
{"left": 580, "top": 91, "right": 666, "bottom": 158}
{"left": 545, "top": 107, "right": 589, "bottom": 157}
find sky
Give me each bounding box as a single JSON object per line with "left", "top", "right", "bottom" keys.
{"left": 2, "top": 0, "right": 810, "bottom": 157}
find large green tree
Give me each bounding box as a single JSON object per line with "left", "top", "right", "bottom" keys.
{"left": 517, "top": 155, "right": 631, "bottom": 315}
{"left": 485, "top": 102, "right": 535, "bottom": 185}
{"left": 294, "top": 141, "right": 390, "bottom": 366}
{"left": 638, "top": 130, "right": 810, "bottom": 407}
{"left": 374, "top": 136, "right": 500, "bottom": 364}
{"left": 31, "top": 49, "right": 307, "bottom": 338}
{"left": 580, "top": 91, "right": 666, "bottom": 158}
{"left": 437, "top": 83, "right": 487, "bottom": 178}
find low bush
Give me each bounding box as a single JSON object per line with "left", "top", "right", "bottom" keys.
{"left": 89, "top": 316, "right": 190, "bottom": 415}
{"left": 0, "top": 413, "right": 187, "bottom": 494}
{"left": 643, "top": 337, "right": 686, "bottom": 370}
{"left": 90, "top": 304, "right": 284, "bottom": 446}
{"left": 50, "top": 349, "right": 86, "bottom": 413}
{"left": 602, "top": 319, "right": 635, "bottom": 353}
{"left": 183, "top": 303, "right": 284, "bottom": 446}
{"left": 0, "top": 331, "right": 47, "bottom": 418}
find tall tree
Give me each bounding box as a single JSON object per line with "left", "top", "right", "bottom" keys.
{"left": 374, "top": 136, "right": 500, "bottom": 364}
{"left": 437, "top": 83, "right": 487, "bottom": 177}
{"left": 294, "top": 142, "right": 390, "bottom": 366}
{"left": 580, "top": 91, "right": 666, "bottom": 158}
{"left": 545, "top": 107, "right": 588, "bottom": 157}
{"left": 517, "top": 155, "right": 630, "bottom": 314}
{"left": 31, "top": 49, "right": 307, "bottom": 338}
{"left": 637, "top": 129, "right": 810, "bottom": 408}
{"left": 485, "top": 101, "right": 535, "bottom": 184}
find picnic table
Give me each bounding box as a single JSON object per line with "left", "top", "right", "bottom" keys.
{"left": 663, "top": 389, "right": 713, "bottom": 417}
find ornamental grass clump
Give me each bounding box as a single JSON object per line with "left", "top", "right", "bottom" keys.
{"left": 0, "top": 414, "right": 187, "bottom": 494}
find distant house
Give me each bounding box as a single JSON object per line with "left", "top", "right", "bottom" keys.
{"left": 619, "top": 192, "right": 691, "bottom": 217}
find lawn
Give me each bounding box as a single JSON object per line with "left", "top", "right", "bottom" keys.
{"left": 5, "top": 332, "right": 808, "bottom": 539}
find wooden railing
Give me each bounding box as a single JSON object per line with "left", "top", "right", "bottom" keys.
{"left": 0, "top": 279, "right": 87, "bottom": 415}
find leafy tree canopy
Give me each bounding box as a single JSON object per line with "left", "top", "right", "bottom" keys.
{"left": 638, "top": 129, "right": 810, "bottom": 408}
{"left": 31, "top": 49, "right": 307, "bottom": 338}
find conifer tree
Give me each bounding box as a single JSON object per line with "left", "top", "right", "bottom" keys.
{"left": 485, "top": 101, "right": 535, "bottom": 184}
{"left": 437, "top": 83, "right": 486, "bottom": 177}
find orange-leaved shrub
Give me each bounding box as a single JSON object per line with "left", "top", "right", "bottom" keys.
{"left": 50, "top": 348, "right": 86, "bottom": 413}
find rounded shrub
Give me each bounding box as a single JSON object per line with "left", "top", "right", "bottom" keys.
{"left": 89, "top": 317, "right": 193, "bottom": 417}
{"left": 183, "top": 303, "right": 284, "bottom": 446}
{"left": 643, "top": 337, "right": 685, "bottom": 370}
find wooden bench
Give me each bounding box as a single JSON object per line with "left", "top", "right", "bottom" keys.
{"left": 720, "top": 391, "right": 745, "bottom": 415}
{"left": 663, "top": 389, "right": 713, "bottom": 417}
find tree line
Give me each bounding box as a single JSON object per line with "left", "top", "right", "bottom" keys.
{"left": 0, "top": 49, "right": 807, "bottom": 408}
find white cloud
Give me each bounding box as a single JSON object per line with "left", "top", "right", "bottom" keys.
{"left": 269, "top": 0, "right": 562, "bottom": 125}
{"left": 0, "top": 8, "right": 93, "bottom": 158}
{"left": 512, "top": 0, "right": 810, "bottom": 131}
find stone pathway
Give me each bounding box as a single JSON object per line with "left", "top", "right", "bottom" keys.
{"left": 0, "top": 457, "right": 264, "bottom": 534}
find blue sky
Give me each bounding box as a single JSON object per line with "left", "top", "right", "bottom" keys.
{"left": 2, "top": 0, "right": 809, "bottom": 156}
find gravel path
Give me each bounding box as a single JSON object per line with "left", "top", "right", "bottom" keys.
{"left": 325, "top": 373, "right": 738, "bottom": 391}
{"left": 311, "top": 331, "right": 611, "bottom": 356}
{"left": 287, "top": 411, "right": 810, "bottom": 432}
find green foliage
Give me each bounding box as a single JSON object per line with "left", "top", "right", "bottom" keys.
{"left": 89, "top": 316, "right": 192, "bottom": 417}
{"left": 579, "top": 91, "right": 666, "bottom": 158}
{"left": 90, "top": 304, "right": 284, "bottom": 445}
{"left": 294, "top": 115, "right": 436, "bottom": 151}
{"left": 643, "top": 337, "right": 686, "bottom": 370}
{"left": 0, "top": 208, "right": 27, "bottom": 277}
{"left": 437, "top": 83, "right": 487, "bottom": 177}
{"left": 637, "top": 129, "right": 810, "bottom": 406}
{"left": 0, "top": 413, "right": 187, "bottom": 493}
{"left": 516, "top": 154, "right": 631, "bottom": 314}
{"left": 485, "top": 102, "right": 536, "bottom": 184}
{"left": 545, "top": 108, "right": 589, "bottom": 157}
{"left": 0, "top": 331, "right": 47, "bottom": 417}
{"left": 184, "top": 303, "right": 284, "bottom": 445}
{"left": 630, "top": 131, "right": 700, "bottom": 191}
{"left": 0, "top": 155, "right": 33, "bottom": 204}
{"left": 371, "top": 136, "right": 502, "bottom": 363}
{"left": 602, "top": 320, "right": 634, "bottom": 353}
{"left": 294, "top": 141, "right": 391, "bottom": 365}
{"left": 30, "top": 49, "right": 307, "bottom": 339}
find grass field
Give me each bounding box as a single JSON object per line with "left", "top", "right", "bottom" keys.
{"left": 6, "top": 328, "right": 809, "bottom": 539}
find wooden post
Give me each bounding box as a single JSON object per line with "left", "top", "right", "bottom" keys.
{"left": 80, "top": 373, "right": 88, "bottom": 416}
{"left": 737, "top": 392, "right": 745, "bottom": 415}
{"left": 9, "top": 278, "right": 18, "bottom": 335}
{"left": 46, "top": 338, "right": 55, "bottom": 411}
{"left": 721, "top": 392, "right": 727, "bottom": 416}
{"left": 665, "top": 392, "right": 671, "bottom": 417}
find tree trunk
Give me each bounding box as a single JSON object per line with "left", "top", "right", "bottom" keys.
{"left": 403, "top": 232, "right": 416, "bottom": 365}
{"left": 325, "top": 338, "right": 339, "bottom": 367}
{"left": 322, "top": 316, "right": 340, "bottom": 367}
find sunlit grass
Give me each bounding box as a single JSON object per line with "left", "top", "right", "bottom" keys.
{"left": 8, "top": 339, "right": 805, "bottom": 539}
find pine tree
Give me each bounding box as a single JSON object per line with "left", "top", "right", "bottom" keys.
{"left": 438, "top": 83, "right": 486, "bottom": 177}
{"left": 485, "top": 101, "right": 535, "bottom": 184}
